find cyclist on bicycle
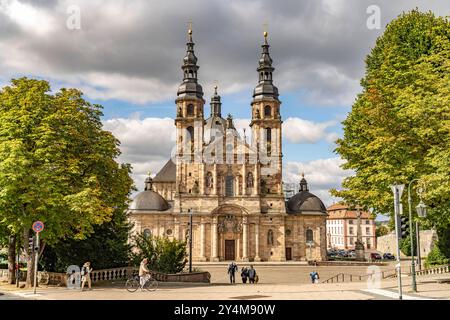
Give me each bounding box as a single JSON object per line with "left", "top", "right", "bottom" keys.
{"left": 139, "top": 258, "right": 150, "bottom": 288}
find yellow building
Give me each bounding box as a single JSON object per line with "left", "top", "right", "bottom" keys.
{"left": 128, "top": 30, "right": 328, "bottom": 262}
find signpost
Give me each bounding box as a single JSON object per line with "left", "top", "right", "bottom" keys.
{"left": 32, "top": 221, "right": 44, "bottom": 295}
{"left": 391, "top": 185, "right": 404, "bottom": 300}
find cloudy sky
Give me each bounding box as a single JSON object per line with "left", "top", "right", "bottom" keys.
{"left": 1, "top": 0, "right": 449, "bottom": 210}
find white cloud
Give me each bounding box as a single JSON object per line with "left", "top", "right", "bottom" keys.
{"left": 283, "top": 157, "right": 354, "bottom": 207}
{"left": 283, "top": 117, "right": 337, "bottom": 144}
{"left": 0, "top": 0, "right": 56, "bottom": 35}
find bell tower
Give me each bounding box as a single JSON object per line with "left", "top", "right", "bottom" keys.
{"left": 250, "top": 31, "right": 282, "bottom": 194}
{"left": 175, "top": 26, "right": 205, "bottom": 196}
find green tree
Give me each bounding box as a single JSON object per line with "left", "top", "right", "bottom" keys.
{"left": 331, "top": 10, "right": 450, "bottom": 259}
{"left": 40, "top": 198, "right": 134, "bottom": 272}
{"left": 132, "top": 233, "right": 187, "bottom": 274}
{"left": 375, "top": 225, "right": 390, "bottom": 238}
{"left": 0, "top": 78, "right": 133, "bottom": 286}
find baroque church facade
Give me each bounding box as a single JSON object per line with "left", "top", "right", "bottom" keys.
{"left": 128, "top": 29, "right": 328, "bottom": 262}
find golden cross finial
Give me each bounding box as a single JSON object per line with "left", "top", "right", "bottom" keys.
{"left": 147, "top": 170, "right": 152, "bottom": 177}
{"left": 213, "top": 80, "right": 218, "bottom": 94}
{"left": 187, "top": 19, "right": 193, "bottom": 37}
{"left": 301, "top": 171, "right": 305, "bottom": 178}
{"left": 263, "top": 21, "right": 269, "bottom": 40}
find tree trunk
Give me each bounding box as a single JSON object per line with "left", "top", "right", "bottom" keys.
{"left": 7, "top": 235, "right": 16, "bottom": 285}
{"left": 23, "top": 229, "right": 35, "bottom": 288}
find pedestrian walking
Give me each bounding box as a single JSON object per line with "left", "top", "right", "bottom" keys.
{"left": 241, "top": 267, "right": 248, "bottom": 283}
{"left": 227, "top": 261, "right": 238, "bottom": 284}
{"left": 81, "top": 262, "right": 93, "bottom": 291}
{"left": 248, "top": 265, "right": 257, "bottom": 284}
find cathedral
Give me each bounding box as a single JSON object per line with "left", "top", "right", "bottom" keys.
{"left": 128, "top": 29, "right": 328, "bottom": 262}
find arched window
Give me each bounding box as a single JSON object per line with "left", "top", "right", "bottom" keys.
{"left": 266, "top": 128, "right": 272, "bottom": 155}
{"left": 264, "top": 105, "right": 272, "bottom": 117}
{"left": 225, "top": 175, "right": 234, "bottom": 197}
{"left": 187, "top": 104, "right": 194, "bottom": 116}
{"left": 306, "top": 229, "right": 313, "bottom": 242}
{"left": 267, "top": 229, "right": 274, "bottom": 245}
{"left": 186, "top": 126, "right": 194, "bottom": 157}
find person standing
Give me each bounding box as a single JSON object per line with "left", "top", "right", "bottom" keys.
{"left": 309, "top": 271, "right": 316, "bottom": 284}
{"left": 314, "top": 271, "right": 320, "bottom": 284}
{"left": 248, "top": 265, "right": 257, "bottom": 284}
{"left": 81, "top": 262, "right": 93, "bottom": 291}
{"left": 241, "top": 267, "right": 248, "bottom": 284}
{"left": 227, "top": 261, "right": 238, "bottom": 284}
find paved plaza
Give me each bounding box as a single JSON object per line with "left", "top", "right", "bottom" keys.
{"left": 1, "top": 263, "right": 449, "bottom": 300}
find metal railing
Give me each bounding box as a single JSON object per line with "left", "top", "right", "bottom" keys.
{"left": 324, "top": 270, "right": 397, "bottom": 283}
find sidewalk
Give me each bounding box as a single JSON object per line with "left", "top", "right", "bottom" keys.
{"left": 1, "top": 276, "right": 448, "bottom": 300}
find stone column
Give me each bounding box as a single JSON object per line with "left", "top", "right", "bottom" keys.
{"left": 213, "top": 163, "right": 217, "bottom": 195}
{"left": 242, "top": 217, "right": 249, "bottom": 261}
{"left": 279, "top": 223, "right": 286, "bottom": 261}
{"left": 236, "top": 233, "right": 241, "bottom": 260}
{"left": 200, "top": 163, "right": 205, "bottom": 194}
{"left": 253, "top": 164, "right": 258, "bottom": 195}
{"left": 211, "top": 217, "right": 219, "bottom": 261}
{"left": 254, "top": 223, "right": 261, "bottom": 261}
{"left": 242, "top": 164, "right": 246, "bottom": 195}
{"left": 199, "top": 219, "right": 206, "bottom": 261}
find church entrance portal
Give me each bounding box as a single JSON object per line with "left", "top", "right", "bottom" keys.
{"left": 225, "top": 240, "right": 235, "bottom": 260}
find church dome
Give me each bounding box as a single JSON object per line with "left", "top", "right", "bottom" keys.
{"left": 129, "top": 175, "right": 169, "bottom": 211}
{"left": 286, "top": 175, "right": 327, "bottom": 214}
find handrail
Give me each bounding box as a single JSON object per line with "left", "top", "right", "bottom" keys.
{"left": 323, "top": 270, "right": 397, "bottom": 283}
{"left": 414, "top": 264, "right": 450, "bottom": 277}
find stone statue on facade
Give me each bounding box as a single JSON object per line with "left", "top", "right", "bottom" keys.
{"left": 246, "top": 172, "right": 254, "bottom": 188}
{"left": 206, "top": 172, "right": 213, "bottom": 188}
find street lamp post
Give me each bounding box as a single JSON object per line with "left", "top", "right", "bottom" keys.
{"left": 416, "top": 200, "right": 427, "bottom": 271}
{"left": 355, "top": 204, "right": 365, "bottom": 261}
{"left": 407, "top": 179, "right": 418, "bottom": 292}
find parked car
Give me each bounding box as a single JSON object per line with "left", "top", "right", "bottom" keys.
{"left": 370, "top": 253, "right": 382, "bottom": 260}
{"left": 383, "top": 253, "right": 395, "bottom": 260}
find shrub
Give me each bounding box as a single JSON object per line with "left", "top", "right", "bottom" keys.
{"left": 425, "top": 245, "right": 449, "bottom": 268}
{"left": 131, "top": 233, "right": 187, "bottom": 274}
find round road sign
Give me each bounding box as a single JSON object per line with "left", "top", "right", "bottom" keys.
{"left": 32, "top": 221, "right": 44, "bottom": 233}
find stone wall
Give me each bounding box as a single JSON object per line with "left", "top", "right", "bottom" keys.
{"left": 376, "top": 230, "right": 437, "bottom": 257}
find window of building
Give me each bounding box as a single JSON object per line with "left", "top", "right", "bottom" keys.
{"left": 143, "top": 229, "right": 152, "bottom": 237}
{"left": 350, "top": 238, "right": 354, "bottom": 245}
{"left": 166, "top": 229, "right": 173, "bottom": 236}
{"left": 225, "top": 175, "right": 234, "bottom": 197}
{"left": 264, "top": 105, "right": 272, "bottom": 117}
{"left": 187, "top": 104, "right": 194, "bottom": 116}
{"left": 306, "top": 229, "right": 313, "bottom": 242}
{"left": 349, "top": 220, "right": 353, "bottom": 225}
{"left": 285, "top": 229, "right": 291, "bottom": 237}
{"left": 268, "top": 229, "right": 274, "bottom": 245}
{"left": 349, "top": 227, "right": 354, "bottom": 235}
{"left": 365, "top": 220, "right": 370, "bottom": 225}
{"left": 366, "top": 227, "right": 370, "bottom": 235}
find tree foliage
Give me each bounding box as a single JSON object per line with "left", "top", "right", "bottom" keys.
{"left": 40, "top": 206, "right": 133, "bottom": 272}
{"left": 132, "top": 233, "right": 187, "bottom": 274}
{"left": 0, "top": 78, "right": 133, "bottom": 283}
{"left": 331, "top": 10, "right": 450, "bottom": 257}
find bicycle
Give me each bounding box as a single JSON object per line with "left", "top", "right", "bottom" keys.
{"left": 125, "top": 273, "right": 158, "bottom": 292}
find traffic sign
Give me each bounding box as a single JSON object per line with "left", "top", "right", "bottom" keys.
{"left": 32, "top": 221, "right": 44, "bottom": 233}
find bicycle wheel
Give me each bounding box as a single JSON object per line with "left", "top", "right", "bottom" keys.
{"left": 125, "top": 278, "right": 140, "bottom": 292}
{"left": 144, "top": 279, "right": 158, "bottom": 291}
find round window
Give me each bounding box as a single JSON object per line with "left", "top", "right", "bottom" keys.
{"left": 286, "top": 229, "right": 292, "bottom": 236}
{"left": 166, "top": 229, "right": 173, "bottom": 236}
{"left": 143, "top": 229, "right": 152, "bottom": 237}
